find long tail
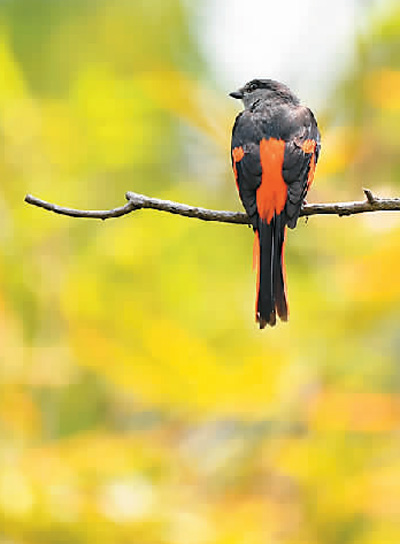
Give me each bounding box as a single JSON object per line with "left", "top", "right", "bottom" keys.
{"left": 255, "top": 215, "right": 288, "bottom": 329}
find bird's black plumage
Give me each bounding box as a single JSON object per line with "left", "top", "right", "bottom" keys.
{"left": 230, "top": 79, "right": 320, "bottom": 328}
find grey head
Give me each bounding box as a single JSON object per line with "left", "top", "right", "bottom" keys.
{"left": 229, "top": 79, "right": 300, "bottom": 110}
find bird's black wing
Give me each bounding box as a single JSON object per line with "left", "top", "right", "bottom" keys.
{"left": 282, "top": 107, "right": 321, "bottom": 228}
{"left": 231, "top": 111, "right": 263, "bottom": 229}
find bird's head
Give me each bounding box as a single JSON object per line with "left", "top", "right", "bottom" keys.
{"left": 229, "top": 79, "right": 299, "bottom": 109}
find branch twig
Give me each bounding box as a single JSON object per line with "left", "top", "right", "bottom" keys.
{"left": 24, "top": 189, "right": 400, "bottom": 224}
{"left": 24, "top": 193, "right": 137, "bottom": 220}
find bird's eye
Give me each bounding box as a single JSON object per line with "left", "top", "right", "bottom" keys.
{"left": 247, "top": 82, "right": 258, "bottom": 93}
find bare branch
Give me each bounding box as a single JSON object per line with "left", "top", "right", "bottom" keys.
{"left": 124, "top": 191, "right": 249, "bottom": 224}
{"left": 24, "top": 193, "right": 136, "bottom": 220}
{"left": 24, "top": 190, "right": 400, "bottom": 224}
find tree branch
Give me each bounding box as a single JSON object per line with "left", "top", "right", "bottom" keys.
{"left": 24, "top": 189, "right": 400, "bottom": 225}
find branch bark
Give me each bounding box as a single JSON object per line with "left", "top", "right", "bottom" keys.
{"left": 24, "top": 189, "right": 400, "bottom": 225}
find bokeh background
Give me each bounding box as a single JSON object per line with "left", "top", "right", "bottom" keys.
{"left": 1, "top": 0, "right": 399, "bottom": 542}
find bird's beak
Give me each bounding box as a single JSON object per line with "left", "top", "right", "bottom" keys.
{"left": 229, "top": 89, "right": 244, "bottom": 99}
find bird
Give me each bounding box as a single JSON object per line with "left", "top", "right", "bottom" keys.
{"left": 230, "top": 79, "right": 320, "bottom": 329}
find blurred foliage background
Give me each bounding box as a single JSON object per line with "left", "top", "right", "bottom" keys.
{"left": 0, "top": 0, "right": 399, "bottom": 543}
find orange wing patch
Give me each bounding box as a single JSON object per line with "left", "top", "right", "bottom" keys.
{"left": 307, "top": 152, "right": 316, "bottom": 189}
{"left": 301, "top": 139, "right": 317, "bottom": 190}
{"left": 257, "top": 138, "right": 287, "bottom": 224}
{"left": 232, "top": 146, "right": 244, "bottom": 189}
{"left": 301, "top": 139, "right": 316, "bottom": 154}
